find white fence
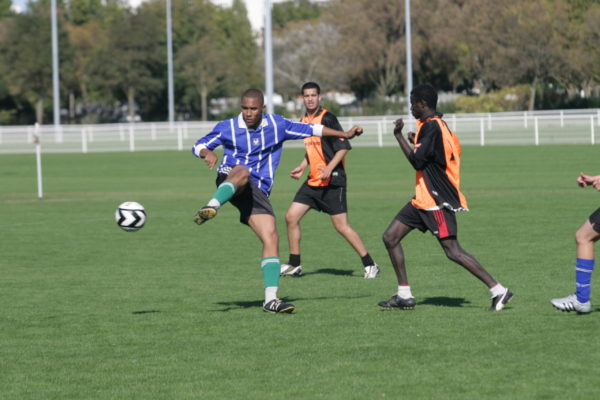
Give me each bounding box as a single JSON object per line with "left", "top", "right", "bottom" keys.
{"left": 1, "top": 109, "right": 598, "bottom": 154}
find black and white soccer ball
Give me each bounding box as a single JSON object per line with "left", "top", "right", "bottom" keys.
{"left": 115, "top": 201, "right": 146, "bottom": 232}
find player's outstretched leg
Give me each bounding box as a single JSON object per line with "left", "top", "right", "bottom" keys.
{"left": 439, "top": 238, "right": 513, "bottom": 311}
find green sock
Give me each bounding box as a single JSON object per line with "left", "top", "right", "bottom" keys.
{"left": 209, "top": 181, "right": 236, "bottom": 208}
{"left": 261, "top": 257, "right": 280, "bottom": 288}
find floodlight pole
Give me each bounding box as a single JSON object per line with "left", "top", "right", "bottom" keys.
{"left": 405, "top": 0, "right": 413, "bottom": 113}
{"left": 166, "top": 0, "right": 175, "bottom": 126}
{"left": 51, "top": 0, "right": 61, "bottom": 135}
{"left": 264, "top": 0, "right": 274, "bottom": 114}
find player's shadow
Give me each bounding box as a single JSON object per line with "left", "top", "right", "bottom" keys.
{"left": 418, "top": 297, "right": 472, "bottom": 308}
{"left": 212, "top": 294, "right": 370, "bottom": 312}
{"left": 303, "top": 268, "right": 355, "bottom": 277}
{"left": 132, "top": 310, "right": 161, "bottom": 314}
{"left": 213, "top": 299, "right": 266, "bottom": 312}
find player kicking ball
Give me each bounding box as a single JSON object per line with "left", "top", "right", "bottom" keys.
{"left": 378, "top": 84, "right": 513, "bottom": 312}
{"left": 192, "top": 89, "right": 362, "bottom": 313}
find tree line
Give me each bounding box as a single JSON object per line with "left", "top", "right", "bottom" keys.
{"left": 0, "top": 0, "right": 598, "bottom": 125}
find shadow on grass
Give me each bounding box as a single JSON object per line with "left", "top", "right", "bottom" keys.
{"left": 212, "top": 294, "right": 371, "bottom": 312}
{"left": 132, "top": 310, "right": 161, "bottom": 314}
{"left": 302, "top": 268, "right": 355, "bottom": 277}
{"left": 418, "top": 297, "right": 474, "bottom": 308}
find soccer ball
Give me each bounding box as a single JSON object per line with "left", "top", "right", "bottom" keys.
{"left": 115, "top": 201, "right": 146, "bottom": 232}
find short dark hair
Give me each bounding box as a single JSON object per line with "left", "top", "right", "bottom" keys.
{"left": 411, "top": 84, "right": 438, "bottom": 109}
{"left": 301, "top": 82, "right": 321, "bottom": 95}
{"left": 241, "top": 88, "right": 264, "bottom": 105}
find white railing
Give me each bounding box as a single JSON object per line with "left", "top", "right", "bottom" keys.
{"left": 1, "top": 109, "right": 598, "bottom": 154}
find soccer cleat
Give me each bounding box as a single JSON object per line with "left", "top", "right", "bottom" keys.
{"left": 550, "top": 294, "right": 592, "bottom": 314}
{"left": 263, "top": 298, "right": 295, "bottom": 314}
{"left": 363, "top": 264, "right": 380, "bottom": 279}
{"left": 193, "top": 206, "right": 217, "bottom": 225}
{"left": 378, "top": 294, "right": 416, "bottom": 310}
{"left": 490, "top": 288, "right": 513, "bottom": 311}
{"left": 280, "top": 263, "right": 303, "bottom": 277}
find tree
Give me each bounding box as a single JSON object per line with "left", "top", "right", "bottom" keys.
{"left": 176, "top": 37, "right": 227, "bottom": 120}
{"left": 323, "top": 0, "right": 406, "bottom": 99}
{"left": 0, "top": 0, "right": 70, "bottom": 123}
{"left": 91, "top": 7, "right": 164, "bottom": 121}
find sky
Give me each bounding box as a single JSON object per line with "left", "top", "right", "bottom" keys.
{"left": 9, "top": 0, "right": 267, "bottom": 32}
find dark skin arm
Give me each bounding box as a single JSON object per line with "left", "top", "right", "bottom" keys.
{"left": 393, "top": 118, "right": 416, "bottom": 159}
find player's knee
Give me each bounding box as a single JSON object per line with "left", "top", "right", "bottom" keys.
{"left": 575, "top": 228, "right": 592, "bottom": 246}
{"left": 441, "top": 242, "right": 462, "bottom": 262}
{"left": 229, "top": 165, "right": 250, "bottom": 185}
{"left": 382, "top": 230, "right": 398, "bottom": 248}
{"left": 285, "top": 211, "right": 298, "bottom": 226}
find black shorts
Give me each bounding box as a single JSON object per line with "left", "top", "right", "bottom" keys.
{"left": 292, "top": 181, "right": 347, "bottom": 215}
{"left": 589, "top": 207, "right": 600, "bottom": 233}
{"left": 394, "top": 201, "right": 458, "bottom": 239}
{"left": 216, "top": 173, "right": 274, "bottom": 225}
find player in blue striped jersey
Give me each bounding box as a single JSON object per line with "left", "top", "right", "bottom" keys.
{"left": 191, "top": 89, "right": 362, "bottom": 313}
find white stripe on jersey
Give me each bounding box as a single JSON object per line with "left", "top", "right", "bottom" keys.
{"left": 230, "top": 119, "right": 237, "bottom": 158}
{"left": 269, "top": 115, "right": 279, "bottom": 145}
{"left": 245, "top": 128, "right": 251, "bottom": 165}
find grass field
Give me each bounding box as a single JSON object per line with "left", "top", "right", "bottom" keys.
{"left": 1, "top": 145, "right": 600, "bottom": 399}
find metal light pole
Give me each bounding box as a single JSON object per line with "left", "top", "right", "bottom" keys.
{"left": 51, "top": 0, "right": 61, "bottom": 135}
{"left": 166, "top": 0, "right": 175, "bottom": 126}
{"left": 405, "top": 0, "right": 413, "bottom": 113}
{"left": 264, "top": 0, "right": 274, "bottom": 114}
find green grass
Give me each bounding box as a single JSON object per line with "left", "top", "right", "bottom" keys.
{"left": 1, "top": 145, "right": 600, "bottom": 399}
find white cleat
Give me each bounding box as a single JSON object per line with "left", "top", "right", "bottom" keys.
{"left": 363, "top": 264, "right": 380, "bottom": 279}
{"left": 280, "top": 263, "right": 303, "bottom": 277}
{"left": 551, "top": 294, "right": 591, "bottom": 314}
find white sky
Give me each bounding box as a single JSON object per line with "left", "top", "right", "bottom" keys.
{"left": 10, "top": 0, "right": 269, "bottom": 32}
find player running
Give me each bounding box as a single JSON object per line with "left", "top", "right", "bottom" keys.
{"left": 378, "top": 84, "right": 513, "bottom": 311}
{"left": 192, "top": 89, "right": 362, "bottom": 313}
{"left": 551, "top": 172, "right": 600, "bottom": 314}
{"left": 280, "top": 82, "right": 379, "bottom": 279}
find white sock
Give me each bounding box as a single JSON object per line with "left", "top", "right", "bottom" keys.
{"left": 207, "top": 198, "right": 221, "bottom": 208}
{"left": 490, "top": 283, "right": 506, "bottom": 297}
{"left": 397, "top": 285, "right": 413, "bottom": 299}
{"left": 265, "top": 286, "right": 278, "bottom": 303}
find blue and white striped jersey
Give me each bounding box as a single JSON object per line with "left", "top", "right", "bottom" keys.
{"left": 192, "top": 113, "right": 324, "bottom": 195}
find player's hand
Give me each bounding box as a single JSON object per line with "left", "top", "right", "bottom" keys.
{"left": 393, "top": 119, "right": 404, "bottom": 137}
{"left": 318, "top": 166, "right": 332, "bottom": 180}
{"left": 407, "top": 131, "right": 416, "bottom": 142}
{"left": 290, "top": 165, "right": 305, "bottom": 180}
{"left": 346, "top": 125, "right": 363, "bottom": 139}
{"left": 201, "top": 149, "right": 218, "bottom": 169}
{"left": 577, "top": 172, "right": 592, "bottom": 187}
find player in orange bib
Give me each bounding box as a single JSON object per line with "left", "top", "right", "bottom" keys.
{"left": 378, "top": 84, "right": 513, "bottom": 311}
{"left": 280, "top": 82, "right": 380, "bottom": 279}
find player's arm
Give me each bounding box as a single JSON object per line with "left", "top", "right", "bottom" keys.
{"left": 290, "top": 156, "right": 308, "bottom": 180}
{"left": 321, "top": 125, "right": 363, "bottom": 139}
{"left": 393, "top": 119, "right": 413, "bottom": 158}
{"left": 319, "top": 149, "right": 349, "bottom": 180}
{"left": 192, "top": 125, "right": 223, "bottom": 169}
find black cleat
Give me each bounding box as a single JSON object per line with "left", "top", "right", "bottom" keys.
{"left": 194, "top": 206, "right": 217, "bottom": 225}
{"left": 263, "top": 298, "right": 295, "bottom": 314}
{"left": 378, "top": 294, "right": 416, "bottom": 310}
{"left": 490, "top": 288, "right": 513, "bottom": 311}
